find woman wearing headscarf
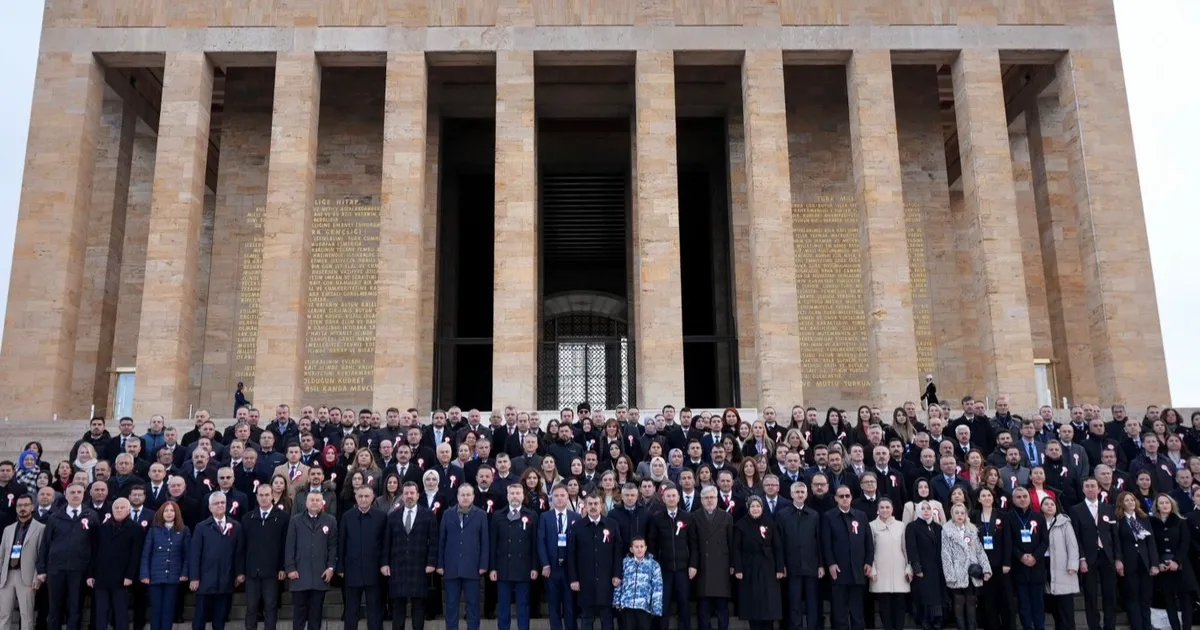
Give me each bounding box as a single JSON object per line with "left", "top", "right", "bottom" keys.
{"left": 905, "top": 501, "right": 944, "bottom": 630}
{"left": 732, "top": 496, "right": 784, "bottom": 630}
{"left": 1041, "top": 497, "right": 1079, "bottom": 630}
{"left": 941, "top": 503, "right": 991, "bottom": 630}
{"left": 15, "top": 449, "right": 40, "bottom": 495}
{"left": 868, "top": 499, "right": 911, "bottom": 630}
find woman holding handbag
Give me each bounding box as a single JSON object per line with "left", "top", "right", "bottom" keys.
{"left": 941, "top": 503, "right": 991, "bottom": 630}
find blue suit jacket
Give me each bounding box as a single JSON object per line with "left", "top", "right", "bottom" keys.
{"left": 537, "top": 509, "right": 580, "bottom": 570}
{"left": 438, "top": 506, "right": 489, "bottom": 580}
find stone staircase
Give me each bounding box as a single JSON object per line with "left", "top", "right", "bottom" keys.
{"left": 43, "top": 588, "right": 1134, "bottom": 630}
{"left": 2, "top": 418, "right": 97, "bottom": 462}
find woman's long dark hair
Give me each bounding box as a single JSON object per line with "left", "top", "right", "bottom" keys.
{"left": 153, "top": 500, "right": 187, "bottom": 532}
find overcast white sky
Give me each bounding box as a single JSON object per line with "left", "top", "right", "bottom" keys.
{"left": 0, "top": 1, "right": 1195, "bottom": 403}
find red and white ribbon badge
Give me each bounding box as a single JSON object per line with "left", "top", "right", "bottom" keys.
{"left": 851, "top": 520, "right": 859, "bottom": 535}
{"left": 759, "top": 525, "right": 767, "bottom": 539}
{"left": 521, "top": 516, "right": 529, "bottom": 531}
{"left": 322, "top": 525, "right": 329, "bottom": 534}
{"left": 675, "top": 521, "right": 686, "bottom": 536}
{"left": 81, "top": 518, "right": 89, "bottom": 530}
{"left": 602, "top": 528, "right": 611, "bottom": 543}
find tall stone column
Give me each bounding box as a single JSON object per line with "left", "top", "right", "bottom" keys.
{"left": 950, "top": 49, "right": 1036, "bottom": 409}
{"left": 846, "top": 50, "right": 920, "bottom": 409}
{"left": 1057, "top": 50, "right": 1169, "bottom": 407}
{"left": 73, "top": 88, "right": 136, "bottom": 418}
{"left": 493, "top": 51, "right": 538, "bottom": 411}
{"left": 740, "top": 50, "right": 803, "bottom": 408}
{"left": 253, "top": 53, "right": 322, "bottom": 411}
{"left": 726, "top": 113, "right": 759, "bottom": 409}
{"left": 132, "top": 53, "right": 214, "bottom": 421}
{"left": 1026, "top": 96, "right": 1098, "bottom": 404}
{"left": 374, "top": 52, "right": 427, "bottom": 410}
{"left": 632, "top": 51, "right": 685, "bottom": 408}
{"left": 0, "top": 53, "right": 104, "bottom": 419}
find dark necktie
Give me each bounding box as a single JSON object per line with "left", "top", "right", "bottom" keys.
{"left": 558, "top": 512, "right": 565, "bottom": 534}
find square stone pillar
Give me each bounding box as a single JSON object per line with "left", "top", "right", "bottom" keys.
{"left": 1056, "top": 50, "right": 1169, "bottom": 407}
{"left": 416, "top": 113, "right": 440, "bottom": 415}
{"left": 133, "top": 53, "right": 214, "bottom": 421}
{"left": 0, "top": 53, "right": 104, "bottom": 420}
{"left": 73, "top": 89, "right": 136, "bottom": 418}
{"left": 846, "top": 50, "right": 920, "bottom": 409}
{"left": 253, "top": 53, "right": 322, "bottom": 411}
{"left": 493, "top": 51, "right": 538, "bottom": 411}
{"left": 1026, "top": 95, "right": 1098, "bottom": 404}
{"left": 632, "top": 51, "right": 685, "bottom": 408}
{"left": 950, "top": 49, "right": 1036, "bottom": 409}
{"left": 727, "top": 113, "right": 759, "bottom": 409}
{"left": 374, "top": 52, "right": 427, "bottom": 410}
{"left": 740, "top": 50, "right": 803, "bottom": 408}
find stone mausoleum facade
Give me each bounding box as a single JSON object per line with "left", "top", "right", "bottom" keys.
{"left": 0, "top": 0, "right": 1170, "bottom": 421}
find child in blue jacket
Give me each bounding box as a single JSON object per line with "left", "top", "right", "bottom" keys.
{"left": 613, "top": 536, "right": 664, "bottom": 630}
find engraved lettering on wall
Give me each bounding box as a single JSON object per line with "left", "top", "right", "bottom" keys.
{"left": 792, "top": 195, "right": 871, "bottom": 398}
{"left": 304, "top": 197, "right": 381, "bottom": 396}
{"left": 905, "top": 201, "right": 935, "bottom": 380}
{"left": 233, "top": 205, "right": 265, "bottom": 391}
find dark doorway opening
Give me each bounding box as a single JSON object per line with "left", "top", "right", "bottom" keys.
{"left": 537, "top": 118, "right": 635, "bottom": 410}
{"left": 434, "top": 118, "right": 495, "bottom": 410}
{"left": 678, "top": 118, "right": 738, "bottom": 408}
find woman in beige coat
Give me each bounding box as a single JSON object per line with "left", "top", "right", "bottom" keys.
{"left": 869, "top": 499, "right": 912, "bottom": 630}
{"left": 1041, "top": 496, "right": 1080, "bottom": 630}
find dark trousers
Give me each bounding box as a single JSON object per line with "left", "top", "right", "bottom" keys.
{"left": 147, "top": 584, "right": 178, "bottom": 630}
{"left": 1048, "top": 594, "right": 1075, "bottom": 630}
{"left": 546, "top": 569, "right": 576, "bottom": 630}
{"left": 497, "top": 581, "right": 531, "bottom": 630}
{"left": 35, "top": 580, "right": 48, "bottom": 630}
{"left": 245, "top": 577, "right": 280, "bottom": 630}
{"left": 1160, "top": 587, "right": 1193, "bottom": 630}
{"left": 1080, "top": 557, "right": 1117, "bottom": 630}
{"left": 46, "top": 571, "right": 85, "bottom": 630}
{"left": 978, "top": 571, "right": 1014, "bottom": 630}
{"left": 579, "top": 605, "right": 613, "bottom": 630}
{"left": 876, "top": 593, "right": 907, "bottom": 630}
{"left": 787, "top": 576, "right": 821, "bottom": 630}
{"left": 1122, "top": 574, "right": 1152, "bottom": 630}
{"left": 660, "top": 569, "right": 690, "bottom": 630}
{"left": 624, "top": 609, "right": 653, "bottom": 630}
{"left": 484, "top": 576, "right": 498, "bottom": 618}
{"left": 391, "top": 596, "right": 426, "bottom": 630}
{"left": 193, "top": 593, "right": 232, "bottom": 630}
{"left": 92, "top": 587, "right": 128, "bottom": 630}
{"left": 129, "top": 581, "right": 149, "bottom": 630}
{"left": 345, "top": 585, "right": 384, "bottom": 630}
{"left": 830, "top": 584, "right": 864, "bottom": 630}
{"left": 698, "top": 598, "right": 729, "bottom": 630}
{"left": 1013, "top": 582, "right": 1045, "bottom": 630}
{"left": 950, "top": 587, "right": 977, "bottom": 630}
{"left": 147, "top": 583, "right": 177, "bottom": 628}
{"left": 291, "top": 590, "right": 325, "bottom": 630}
{"left": 444, "top": 578, "right": 481, "bottom": 630}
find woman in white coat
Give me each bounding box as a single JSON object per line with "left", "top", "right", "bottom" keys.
{"left": 869, "top": 498, "right": 912, "bottom": 630}
{"left": 1041, "top": 496, "right": 1080, "bottom": 630}
{"left": 940, "top": 503, "right": 991, "bottom": 630}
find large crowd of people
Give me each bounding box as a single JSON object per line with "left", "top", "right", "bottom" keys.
{"left": 0, "top": 398, "right": 1198, "bottom": 630}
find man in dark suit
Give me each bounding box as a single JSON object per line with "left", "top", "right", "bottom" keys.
{"left": 340, "top": 486, "right": 388, "bottom": 630}
{"left": 385, "top": 483, "right": 439, "bottom": 630}
{"left": 439, "top": 484, "right": 489, "bottom": 630}
{"left": 143, "top": 464, "right": 170, "bottom": 512}
{"left": 1071, "top": 478, "right": 1119, "bottom": 630}
{"left": 567, "top": 495, "right": 623, "bottom": 630}
{"left": 778, "top": 481, "right": 823, "bottom": 630}
{"left": 608, "top": 484, "right": 651, "bottom": 551}
{"left": 930, "top": 456, "right": 968, "bottom": 506}
{"left": 104, "top": 417, "right": 146, "bottom": 463}
{"left": 820, "top": 486, "right": 873, "bottom": 630}
{"left": 243, "top": 485, "right": 289, "bottom": 630}
{"left": 1005, "top": 488, "right": 1049, "bottom": 630}
{"left": 647, "top": 485, "right": 698, "bottom": 630}
{"left": 36, "top": 483, "right": 97, "bottom": 630}
{"left": 285, "top": 491, "right": 338, "bottom": 630}
{"left": 538, "top": 486, "right": 580, "bottom": 630}
{"left": 188, "top": 492, "right": 246, "bottom": 630}
{"left": 490, "top": 484, "right": 539, "bottom": 630}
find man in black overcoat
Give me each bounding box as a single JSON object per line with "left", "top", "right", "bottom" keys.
{"left": 489, "top": 484, "right": 539, "bottom": 630}
{"left": 819, "top": 486, "right": 873, "bottom": 630}
{"left": 243, "top": 485, "right": 288, "bottom": 630}
{"left": 385, "top": 482, "right": 439, "bottom": 630}
{"left": 567, "top": 495, "right": 623, "bottom": 630}
{"left": 340, "top": 486, "right": 388, "bottom": 630}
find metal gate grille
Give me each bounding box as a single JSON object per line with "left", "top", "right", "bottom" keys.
{"left": 538, "top": 314, "right": 635, "bottom": 410}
